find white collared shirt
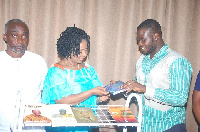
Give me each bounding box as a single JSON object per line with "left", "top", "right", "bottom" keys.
{"left": 0, "top": 51, "right": 48, "bottom": 132}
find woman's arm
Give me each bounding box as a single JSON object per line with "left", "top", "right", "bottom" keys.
{"left": 55, "top": 86, "right": 109, "bottom": 106}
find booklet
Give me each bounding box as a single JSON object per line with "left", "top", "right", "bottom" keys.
{"left": 71, "top": 107, "right": 98, "bottom": 123}
{"left": 105, "top": 81, "right": 125, "bottom": 95}
{"left": 23, "top": 104, "right": 52, "bottom": 126}
{"left": 45, "top": 104, "right": 77, "bottom": 127}
{"left": 108, "top": 106, "right": 137, "bottom": 123}
{"left": 23, "top": 104, "right": 77, "bottom": 127}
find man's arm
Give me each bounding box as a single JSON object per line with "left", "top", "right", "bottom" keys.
{"left": 110, "top": 58, "right": 192, "bottom": 107}
{"left": 153, "top": 58, "right": 193, "bottom": 106}
{"left": 193, "top": 90, "right": 200, "bottom": 123}
{"left": 192, "top": 71, "right": 200, "bottom": 123}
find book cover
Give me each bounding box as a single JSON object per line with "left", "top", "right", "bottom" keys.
{"left": 108, "top": 106, "right": 137, "bottom": 123}
{"left": 23, "top": 104, "right": 77, "bottom": 127}
{"left": 71, "top": 107, "right": 98, "bottom": 123}
{"left": 105, "top": 81, "right": 125, "bottom": 95}
{"left": 45, "top": 104, "right": 77, "bottom": 127}
{"left": 23, "top": 104, "right": 52, "bottom": 126}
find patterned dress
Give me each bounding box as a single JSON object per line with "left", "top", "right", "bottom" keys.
{"left": 41, "top": 63, "right": 102, "bottom": 132}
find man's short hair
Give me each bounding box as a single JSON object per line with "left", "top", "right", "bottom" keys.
{"left": 5, "top": 19, "right": 28, "bottom": 34}
{"left": 137, "top": 19, "right": 162, "bottom": 37}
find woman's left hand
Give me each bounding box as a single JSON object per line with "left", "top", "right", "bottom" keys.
{"left": 99, "top": 94, "right": 110, "bottom": 102}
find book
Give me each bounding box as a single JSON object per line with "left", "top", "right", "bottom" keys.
{"left": 71, "top": 107, "right": 98, "bottom": 123}
{"left": 23, "top": 104, "right": 52, "bottom": 126}
{"left": 105, "top": 81, "right": 125, "bottom": 95}
{"left": 46, "top": 104, "right": 77, "bottom": 127}
{"left": 23, "top": 104, "right": 77, "bottom": 127}
{"left": 108, "top": 106, "right": 137, "bottom": 123}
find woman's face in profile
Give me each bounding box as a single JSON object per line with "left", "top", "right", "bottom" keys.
{"left": 71, "top": 39, "right": 88, "bottom": 64}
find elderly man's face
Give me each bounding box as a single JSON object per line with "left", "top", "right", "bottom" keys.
{"left": 3, "top": 22, "right": 29, "bottom": 55}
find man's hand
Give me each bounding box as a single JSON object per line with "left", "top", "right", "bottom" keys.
{"left": 122, "top": 80, "right": 146, "bottom": 93}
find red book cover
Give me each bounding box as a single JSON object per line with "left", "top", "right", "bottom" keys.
{"left": 109, "top": 106, "right": 137, "bottom": 123}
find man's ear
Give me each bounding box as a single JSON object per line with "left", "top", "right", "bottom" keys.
{"left": 154, "top": 33, "right": 160, "bottom": 40}
{"left": 3, "top": 34, "right": 7, "bottom": 43}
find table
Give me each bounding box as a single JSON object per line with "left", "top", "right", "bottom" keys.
{"left": 15, "top": 93, "right": 142, "bottom": 132}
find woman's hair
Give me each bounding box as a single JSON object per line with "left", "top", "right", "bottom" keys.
{"left": 57, "top": 27, "right": 90, "bottom": 58}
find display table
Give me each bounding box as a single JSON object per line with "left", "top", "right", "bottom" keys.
{"left": 14, "top": 93, "right": 142, "bottom": 132}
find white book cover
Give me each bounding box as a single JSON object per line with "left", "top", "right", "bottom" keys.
{"left": 23, "top": 104, "right": 77, "bottom": 127}
{"left": 47, "top": 104, "right": 77, "bottom": 127}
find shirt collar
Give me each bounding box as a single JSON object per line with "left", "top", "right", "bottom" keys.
{"left": 145, "top": 43, "right": 168, "bottom": 60}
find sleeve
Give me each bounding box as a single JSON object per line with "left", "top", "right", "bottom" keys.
{"left": 151, "top": 58, "right": 193, "bottom": 106}
{"left": 88, "top": 65, "right": 103, "bottom": 87}
{"left": 194, "top": 71, "right": 200, "bottom": 91}
{"left": 41, "top": 67, "right": 72, "bottom": 104}
{"left": 26, "top": 56, "right": 48, "bottom": 104}
{"left": 39, "top": 58, "right": 48, "bottom": 90}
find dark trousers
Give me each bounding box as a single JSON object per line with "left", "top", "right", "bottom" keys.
{"left": 164, "top": 123, "right": 186, "bottom": 132}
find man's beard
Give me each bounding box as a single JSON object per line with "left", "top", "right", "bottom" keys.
{"left": 9, "top": 45, "right": 27, "bottom": 53}
{"left": 142, "top": 42, "right": 156, "bottom": 55}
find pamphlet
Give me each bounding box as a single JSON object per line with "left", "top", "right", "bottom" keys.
{"left": 46, "top": 104, "right": 77, "bottom": 127}
{"left": 23, "top": 104, "right": 52, "bottom": 126}
{"left": 105, "top": 81, "right": 125, "bottom": 95}
{"left": 23, "top": 104, "right": 77, "bottom": 127}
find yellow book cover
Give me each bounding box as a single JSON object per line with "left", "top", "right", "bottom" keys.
{"left": 71, "top": 107, "right": 98, "bottom": 123}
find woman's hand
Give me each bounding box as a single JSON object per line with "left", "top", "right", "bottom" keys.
{"left": 93, "top": 86, "right": 110, "bottom": 103}
{"left": 91, "top": 86, "right": 109, "bottom": 96}
{"left": 99, "top": 94, "right": 110, "bottom": 102}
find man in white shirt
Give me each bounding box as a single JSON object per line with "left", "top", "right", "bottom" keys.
{"left": 0, "top": 19, "right": 48, "bottom": 131}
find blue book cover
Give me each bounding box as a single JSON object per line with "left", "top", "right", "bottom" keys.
{"left": 105, "top": 81, "right": 125, "bottom": 95}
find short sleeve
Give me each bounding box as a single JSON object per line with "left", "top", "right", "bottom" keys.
{"left": 88, "top": 65, "right": 103, "bottom": 87}
{"left": 41, "top": 67, "right": 71, "bottom": 104}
